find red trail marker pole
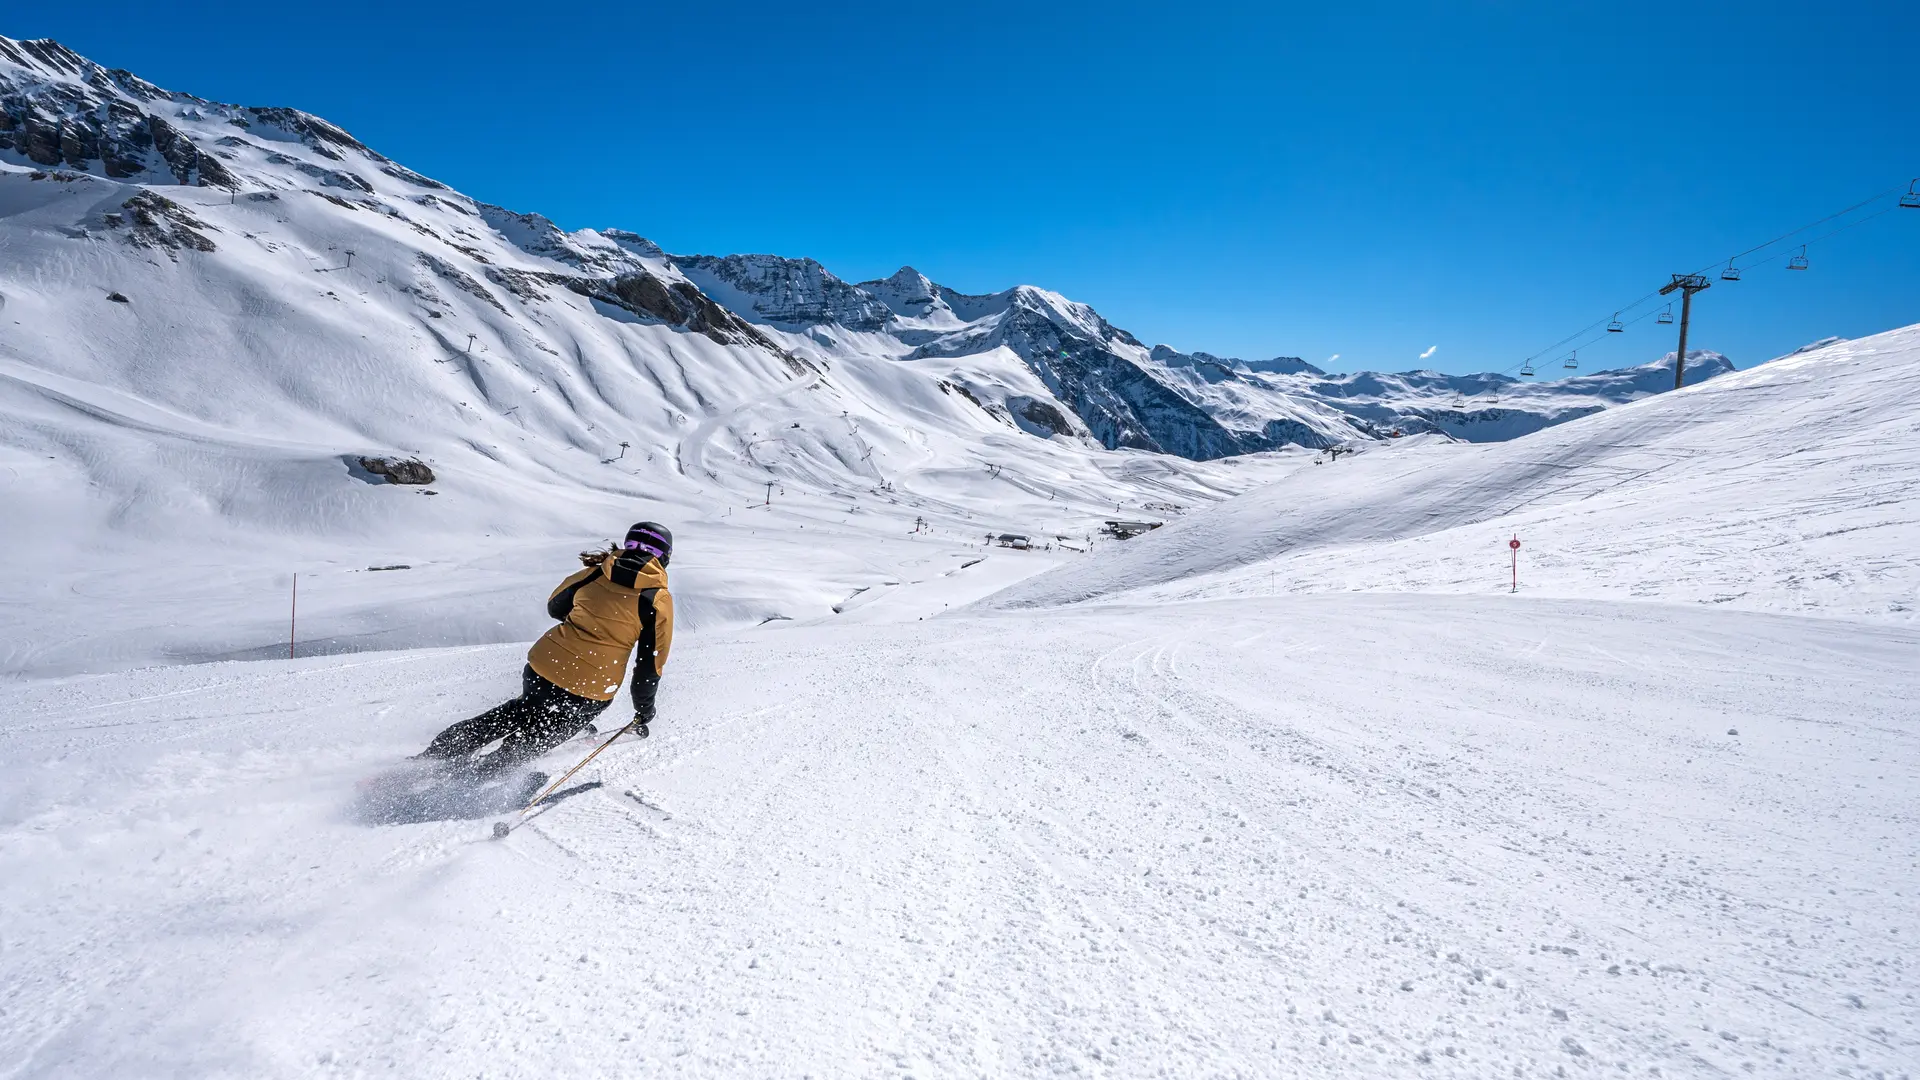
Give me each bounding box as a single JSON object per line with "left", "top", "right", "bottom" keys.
{"left": 1509, "top": 536, "right": 1521, "bottom": 593}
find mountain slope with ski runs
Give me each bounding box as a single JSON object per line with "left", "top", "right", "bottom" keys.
{"left": 0, "top": 34, "right": 1742, "bottom": 674}
{"left": 1, "top": 35, "right": 1914, "bottom": 1080}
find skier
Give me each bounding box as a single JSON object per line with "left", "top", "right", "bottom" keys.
{"left": 417, "top": 521, "right": 675, "bottom": 777}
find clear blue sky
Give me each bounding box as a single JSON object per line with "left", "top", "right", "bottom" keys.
{"left": 12, "top": 2, "right": 1914, "bottom": 374}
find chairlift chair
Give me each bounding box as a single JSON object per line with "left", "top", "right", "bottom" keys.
{"left": 1519, "top": 360, "right": 1536, "bottom": 377}
{"left": 1902, "top": 180, "right": 1920, "bottom": 209}
{"left": 1563, "top": 351, "right": 1578, "bottom": 370}
{"left": 1657, "top": 305, "right": 1675, "bottom": 325}
{"left": 1787, "top": 245, "right": 1809, "bottom": 271}
{"left": 1606, "top": 313, "right": 1624, "bottom": 333}
{"left": 1720, "top": 259, "right": 1742, "bottom": 282}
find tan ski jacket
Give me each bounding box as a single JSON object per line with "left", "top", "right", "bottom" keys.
{"left": 526, "top": 551, "right": 673, "bottom": 704}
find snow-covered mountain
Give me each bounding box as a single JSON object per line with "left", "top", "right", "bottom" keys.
{"left": 677, "top": 251, "right": 1738, "bottom": 455}
{"left": 0, "top": 33, "right": 1733, "bottom": 472}
{"left": 0, "top": 35, "right": 1316, "bottom": 675}
{"left": 0, "top": 35, "right": 1757, "bottom": 673}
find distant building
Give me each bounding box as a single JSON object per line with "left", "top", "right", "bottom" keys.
{"left": 995, "top": 533, "right": 1032, "bottom": 549}
{"left": 1102, "top": 520, "right": 1162, "bottom": 540}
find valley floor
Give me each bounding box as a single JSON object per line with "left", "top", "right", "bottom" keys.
{"left": 3, "top": 593, "right": 1914, "bottom": 1078}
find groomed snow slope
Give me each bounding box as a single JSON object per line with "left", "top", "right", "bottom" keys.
{"left": 988, "top": 325, "right": 1920, "bottom": 623}
{"left": 4, "top": 597, "right": 1914, "bottom": 1078}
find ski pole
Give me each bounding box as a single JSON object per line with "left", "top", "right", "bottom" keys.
{"left": 519, "top": 718, "right": 644, "bottom": 815}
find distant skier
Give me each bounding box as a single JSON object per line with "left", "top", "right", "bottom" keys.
{"left": 417, "top": 522, "right": 675, "bottom": 777}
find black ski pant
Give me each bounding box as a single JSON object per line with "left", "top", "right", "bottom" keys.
{"left": 420, "top": 665, "right": 611, "bottom": 773}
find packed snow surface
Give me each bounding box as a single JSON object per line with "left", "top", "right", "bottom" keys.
{"left": 3, "top": 597, "right": 1914, "bottom": 1078}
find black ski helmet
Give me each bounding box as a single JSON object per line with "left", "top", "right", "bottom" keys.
{"left": 623, "top": 521, "right": 672, "bottom": 566}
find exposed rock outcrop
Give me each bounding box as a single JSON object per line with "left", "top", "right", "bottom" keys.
{"left": 1009, "top": 396, "right": 1076, "bottom": 438}
{"left": 108, "top": 191, "right": 216, "bottom": 252}
{"left": 417, "top": 254, "right": 505, "bottom": 313}
{"left": 357, "top": 457, "right": 435, "bottom": 485}
{"left": 0, "top": 39, "right": 238, "bottom": 188}
{"left": 676, "top": 254, "right": 896, "bottom": 331}
{"left": 563, "top": 269, "right": 807, "bottom": 370}
{"left": 0, "top": 36, "right": 388, "bottom": 192}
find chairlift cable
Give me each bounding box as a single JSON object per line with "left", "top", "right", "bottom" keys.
{"left": 1555, "top": 305, "right": 1668, "bottom": 363}
{"left": 1733, "top": 204, "right": 1899, "bottom": 272}
{"left": 1708, "top": 184, "right": 1902, "bottom": 269}
{"left": 1522, "top": 293, "right": 1664, "bottom": 365}
{"left": 1511, "top": 299, "right": 1667, "bottom": 377}
{"left": 1511, "top": 181, "right": 1909, "bottom": 377}
{"left": 1524, "top": 305, "right": 1671, "bottom": 375}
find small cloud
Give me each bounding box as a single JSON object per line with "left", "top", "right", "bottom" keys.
{"left": 1326, "top": 353, "right": 1340, "bottom": 363}
{"left": 1419, "top": 345, "right": 1438, "bottom": 360}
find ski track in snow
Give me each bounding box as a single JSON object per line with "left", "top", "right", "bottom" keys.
{"left": 676, "top": 368, "right": 824, "bottom": 483}
{"left": 1, "top": 596, "right": 1914, "bottom": 1078}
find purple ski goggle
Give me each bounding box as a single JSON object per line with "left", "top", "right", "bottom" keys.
{"left": 624, "top": 537, "right": 669, "bottom": 560}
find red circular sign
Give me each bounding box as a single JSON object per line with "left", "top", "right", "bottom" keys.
{"left": 1509, "top": 538, "right": 1522, "bottom": 550}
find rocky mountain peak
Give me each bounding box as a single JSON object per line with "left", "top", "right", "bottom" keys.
{"left": 1149, "top": 345, "right": 1324, "bottom": 378}
{"left": 674, "top": 253, "right": 895, "bottom": 331}
{"left": 0, "top": 33, "right": 410, "bottom": 197}
{"left": 601, "top": 230, "right": 664, "bottom": 259}
{"left": 0, "top": 37, "right": 91, "bottom": 80}
{"left": 1658, "top": 349, "right": 1734, "bottom": 373}
{"left": 1242, "top": 355, "right": 1322, "bottom": 375}
{"left": 0, "top": 34, "right": 1747, "bottom": 467}
{"left": 860, "top": 266, "right": 943, "bottom": 318}
{"left": 478, "top": 205, "right": 660, "bottom": 277}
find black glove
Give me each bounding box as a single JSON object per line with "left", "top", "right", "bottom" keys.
{"left": 630, "top": 671, "right": 659, "bottom": 738}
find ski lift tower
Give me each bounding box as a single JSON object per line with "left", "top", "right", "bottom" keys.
{"left": 1658, "top": 273, "right": 1711, "bottom": 390}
